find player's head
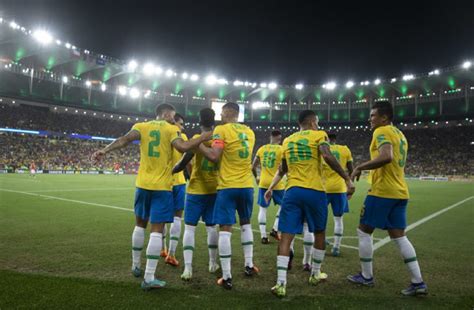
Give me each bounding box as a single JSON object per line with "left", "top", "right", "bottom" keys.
{"left": 221, "top": 102, "right": 239, "bottom": 123}
{"left": 174, "top": 113, "right": 185, "bottom": 131}
{"left": 328, "top": 133, "right": 337, "bottom": 144}
{"left": 199, "top": 108, "right": 215, "bottom": 131}
{"left": 370, "top": 100, "right": 393, "bottom": 130}
{"left": 155, "top": 103, "right": 176, "bottom": 123}
{"left": 298, "top": 110, "right": 318, "bottom": 130}
{"left": 270, "top": 130, "right": 282, "bottom": 144}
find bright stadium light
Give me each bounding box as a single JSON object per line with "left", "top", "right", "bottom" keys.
{"left": 62, "top": 76, "right": 68, "bottom": 84}
{"left": 234, "top": 80, "right": 243, "bottom": 86}
{"left": 165, "top": 69, "right": 174, "bottom": 77}
{"left": 65, "top": 42, "right": 72, "bottom": 49}
{"left": 190, "top": 73, "right": 199, "bottom": 81}
{"left": 295, "top": 83, "right": 304, "bottom": 90}
{"left": 101, "top": 84, "right": 106, "bottom": 92}
{"left": 118, "top": 85, "right": 127, "bottom": 96}
{"left": 154, "top": 66, "right": 163, "bottom": 75}
{"left": 143, "top": 63, "right": 155, "bottom": 76}
{"left": 205, "top": 74, "right": 217, "bottom": 85}
{"left": 402, "top": 74, "right": 414, "bottom": 81}
{"left": 129, "top": 87, "right": 140, "bottom": 99}
{"left": 428, "top": 69, "right": 440, "bottom": 76}
{"left": 85, "top": 80, "right": 91, "bottom": 87}
{"left": 345, "top": 81, "right": 354, "bottom": 89}
{"left": 182, "top": 72, "right": 189, "bottom": 80}
{"left": 217, "top": 78, "right": 228, "bottom": 85}
{"left": 252, "top": 83, "right": 257, "bottom": 88}
{"left": 391, "top": 78, "right": 397, "bottom": 83}
{"left": 9, "top": 21, "right": 20, "bottom": 29}
{"left": 127, "top": 60, "right": 138, "bottom": 72}
{"left": 462, "top": 61, "right": 472, "bottom": 69}
{"left": 55, "top": 39, "right": 61, "bottom": 45}
{"left": 324, "top": 81, "right": 336, "bottom": 90}
{"left": 260, "top": 82, "right": 268, "bottom": 88}
{"left": 268, "top": 82, "right": 277, "bottom": 90}
{"left": 32, "top": 29, "right": 53, "bottom": 45}
{"left": 374, "top": 78, "right": 381, "bottom": 85}
{"left": 360, "top": 80, "right": 370, "bottom": 86}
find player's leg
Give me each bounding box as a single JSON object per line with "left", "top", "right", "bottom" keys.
{"left": 167, "top": 184, "right": 185, "bottom": 266}
{"left": 238, "top": 188, "right": 258, "bottom": 276}
{"left": 161, "top": 224, "right": 168, "bottom": 257}
{"left": 203, "top": 194, "right": 219, "bottom": 273}
{"left": 181, "top": 194, "right": 202, "bottom": 280}
{"left": 302, "top": 222, "right": 314, "bottom": 271}
{"left": 271, "top": 190, "right": 285, "bottom": 240}
{"left": 257, "top": 188, "right": 269, "bottom": 243}
{"left": 131, "top": 188, "right": 149, "bottom": 277}
{"left": 330, "top": 193, "right": 347, "bottom": 257}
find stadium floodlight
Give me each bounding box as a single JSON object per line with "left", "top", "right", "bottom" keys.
{"left": 65, "top": 42, "right": 72, "bottom": 49}
{"left": 324, "top": 81, "right": 336, "bottom": 90}
{"left": 244, "top": 81, "right": 250, "bottom": 87}
{"left": 462, "top": 61, "right": 472, "bottom": 69}
{"left": 374, "top": 78, "right": 381, "bottom": 85}
{"left": 402, "top": 74, "right": 414, "bottom": 81}
{"left": 165, "top": 69, "right": 174, "bottom": 77}
{"left": 428, "top": 69, "right": 440, "bottom": 76}
{"left": 182, "top": 72, "right": 189, "bottom": 80}
{"left": 260, "top": 82, "right": 268, "bottom": 88}
{"left": 55, "top": 39, "right": 61, "bottom": 45}
{"left": 143, "top": 63, "right": 155, "bottom": 76}
{"left": 360, "top": 80, "right": 370, "bottom": 86}
{"left": 190, "top": 73, "right": 199, "bottom": 81}
{"left": 268, "top": 82, "right": 277, "bottom": 90}
{"left": 118, "top": 85, "right": 127, "bottom": 96}
{"left": 85, "top": 80, "right": 92, "bottom": 87}
{"left": 127, "top": 60, "right": 138, "bottom": 72}
{"left": 154, "top": 66, "right": 163, "bottom": 75}
{"left": 217, "top": 78, "right": 228, "bottom": 85}
{"left": 32, "top": 29, "right": 53, "bottom": 45}
{"left": 252, "top": 83, "right": 257, "bottom": 88}
{"left": 295, "top": 83, "right": 304, "bottom": 90}
{"left": 391, "top": 78, "right": 397, "bottom": 83}
{"left": 234, "top": 80, "right": 243, "bottom": 86}
{"left": 62, "top": 76, "right": 68, "bottom": 84}
{"left": 129, "top": 87, "right": 140, "bottom": 99}
{"left": 345, "top": 81, "right": 354, "bottom": 89}
{"left": 9, "top": 21, "right": 19, "bottom": 29}
{"left": 101, "top": 84, "right": 106, "bottom": 92}
{"left": 205, "top": 74, "right": 217, "bottom": 85}
{"left": 144, "top": 90, "right": 151, "bottom": 98}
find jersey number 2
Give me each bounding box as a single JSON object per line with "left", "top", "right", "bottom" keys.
{"left": 148, "top": 130, "right": 161, "bottom": 158}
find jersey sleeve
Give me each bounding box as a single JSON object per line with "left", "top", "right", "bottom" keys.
{"left": 211, "top": 125, "right": 225, "bottom": 149}
{"left": 345, "top": 146, "right": 353, "bottom": 162}
{"left": 315, "top": 131, "right": 330, "bottom": 147}
{"left": 167, "top": 124, "right": 183, "bottom": 144}
{"left": 373, "top": 127, "right": 392, "bottom": 149}
{"left": 256, "top": 146, "right": 263, "bottom": 158}
{"left": 131, "top": 122, "right": 143, "bottom": 134}
{"left": 281, "top": 138, "right": 289, "bottom": 160}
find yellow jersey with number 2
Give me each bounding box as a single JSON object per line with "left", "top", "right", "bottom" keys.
{"left": 322, "top": 144, "right": 353, "bottom": 193}
{"left": 256, "top": 144, "right": 285, "bottom": 190}
{"left": 212, "top": 123, "right": 255, "bottom": 190}
{"left": 131, "top": 120, "right": 182, "bottom": 191}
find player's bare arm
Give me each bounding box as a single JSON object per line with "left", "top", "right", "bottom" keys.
{"left": 199, "top": 142, "right": 223, "bottom": 163}
{"left": 172, "top": 131, "right": 212, "bottom": 153}
{"left": 91, "top": 129, "right": 140, "bottom": 162}
{"left": 319, "top": 143, "right": 355, "bottom": 196}
{"left": 252, "top": 155, "right": 260, "bottom": 182}
{"left": 264, "top": 159, "right": 288, "bottom": 203}
{"left": 351, "top": 143, "right": 393, "bottom": 181}
{"left": 172, "top": 152, "right": 195, "bottom": 174}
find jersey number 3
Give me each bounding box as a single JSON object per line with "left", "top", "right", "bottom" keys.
{"left": 238, "top": 133, "right": 249, "bottom": 158}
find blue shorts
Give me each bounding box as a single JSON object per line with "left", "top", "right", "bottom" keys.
{"left": 184, "top": 193, "right": 217, "bottom": 226}
{"left": 279, "top": 187, "right": 328, "bottom": 234}
{"left": 134, "top": 188, "right": 174, "bottom": 224}
{"left": 327, "top": 193, "right": 349, "bottom": 216}
{"left": 173, "top": 184, "right": 186, "bottom": 211}
{"left": 257, "top": 188, "right": 285, "bottom": 208}
{"left": 360, "top": 195, "right": 408, "bottom": 230}
{"left": 213, "top": 188, "right": 254, "bottom": 225}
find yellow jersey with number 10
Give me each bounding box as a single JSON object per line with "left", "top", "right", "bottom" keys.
{"left": 131, "top": 120, "right": 182, "bottom": 191}
{"left": 187, "top": 134, "right": 219, "bottom": 195}
{"left": 282, "top": 130, "right": 329, "bottom": 192}
{"left": 256, "top": 144, "right": 285, "bottom": 190}
{"left": 322, "top": 144, "right": 353, "bottom": 193}
{"left": 368, "top": 125, "right": 409, "bottom": 199}
{"left": 172, "top": 133, "right": 188, "bottom": 186}
{"left": 212, "top": 123, "right": 255, "bottom": 189}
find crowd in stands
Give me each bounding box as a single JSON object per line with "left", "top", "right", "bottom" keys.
{"left": 1, "top": 103, "right": 473, "bottom": 176}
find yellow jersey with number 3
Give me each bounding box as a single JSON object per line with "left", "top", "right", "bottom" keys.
{"left": 212, "top": 123, "right": 255, "bottom": 189}
{"left": 282, "top": 130, "right": 329, "bottom": 192}
{"left": 322, "top": 144, "right": 353, "bottom": 193}
{"left": 368, "top": 125, "right": 409, "bottom": 199}
{"left": 131, "top": 120, "right": 182, "bottom": 191}
{"left": 187, "top": 134, "right": 219, "bottom": 194}
{"left": 256, "top": 144, "right": 285, "bottom": 190}
{"left": 172, "top": 133, "right": 188, "bottom": 186}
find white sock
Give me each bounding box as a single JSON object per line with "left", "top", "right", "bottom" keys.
{"left": 311, "top": 247, "right": 325, "bottom": 276}
{"left": 132, "top": 226, "right": 145, "bottom": 269}
{"left": 144, "top": 232, "right": 163, "bottom": 282}
{"left": 273, "top": 205, "right": 281, "bottom": 231}
{"left": 168, "top": 216, "right": 181, "bottom": 256}
{"left": 241, "top": 224, "right": 254, "bottom": 268}
{"left": 333, "top": 216, "right": 343, "bottom": 248}
{"left": 290, "top": 238, "right": 295, "bottom": 252}
{"left": 303, "top": 224, "right": 314, "bottom": 265}
{"left": 393, "top": 236, "right": 423, "bottom": 283}
{"left": 162, "top": 224, "right": 167, "bottom": 250}
{"left": 357, "top": 228, "right": 373, "bottom": 279}
{"left": 277, "top": 255, "right": 290, "bottom": 285}
{"left": 183, "top": 225, "right": 195, "bottom": 272}
{"left": 219, "top": 231, "right": 232, "bottom": 280}
{"left": 258, "top": 207, "right": 267, "bottom": 238}
{"left": 206, "top": 225, "right": 218, "bottom": 265}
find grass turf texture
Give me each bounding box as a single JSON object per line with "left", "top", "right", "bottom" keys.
{"left": 0, "top": 174, "right": 473, "bottom": 309}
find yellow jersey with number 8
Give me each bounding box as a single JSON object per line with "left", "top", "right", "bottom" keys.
{"left": 256, "top": 144, "right": 285, "bottom": 190}
{"left": 322, "top": 144, "right": 353, "bottom": 193}
{"left": 212, "top": 123, "right": 255, "bottom": 189}
{"left": 282, "top": 130, "right": 329, "bottom": 192}
{"left": 368, "top": 125, "right": 409, "bottom": 199}
{"left": 131, "top": 120, "right": 182, "bottom": 191}
{"left": 187, "top": 134, "right": 219, "bottom": 194}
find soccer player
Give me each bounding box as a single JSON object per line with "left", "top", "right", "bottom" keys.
{"left": 29, "top": 161, "right": 36, "bottom": 178}
{"left": 172, "top": 108, "right": 220, "bottom": 281}
{"left": 165, "top": 113, "right": 188, "bottom": 267}
{"left": 199, "top": 102, "right": 257, "bottom": 290}
{"left": 347, "top": 101, "right": 427, "bottom": 296}
{"left": 322, "top": 133, "right": 353, "bottom": 257}
{"left": 252, "top": 130, "right": 284, "bottom": 244}
{"left": 91, "top": 103, "right": 211, "bottom": 291}
{"left": 264, "top": 110, "right": 355, "bottom": 298}
{"left": 114, "top": 162, "right": 120, "bottom": 175}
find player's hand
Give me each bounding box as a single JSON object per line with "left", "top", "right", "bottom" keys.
{"left": 200, "top": 131, "right": 213, "bottom": 142}
{"left": 256, "top": 177, "right": 260, "bottom": 184}
{"left": 91, "top": 150, "right": 106, "bottom": 163}
{"left": 351, "top": 167, "right": 362, "bottom": 182}
{"left": 264, "top": 189, "right": 273, "bottom": 204}
{"left": 345, "top": 178, "right": 355, "bottom": 199}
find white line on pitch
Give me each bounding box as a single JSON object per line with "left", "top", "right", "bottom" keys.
{"left": 28, "top": 187, "right": 133, "bottom": 193}
{"left": 373, "top": 196, "right": 474, "bottom": 251}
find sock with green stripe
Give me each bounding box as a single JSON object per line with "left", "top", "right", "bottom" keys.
{"left": 168, "top": 217, "right": 181, "bottom": 256}
{"left": 241, "top": 224, "right": 254, "bottom": 268}
{"left": 144, "top": 232, "right": 163, "bottom": 282}
{"left": 333, "top": 216, "right": 343, "bottom": 249}
{"left": 258, "top": 207, "right": 267, "bottom": 238}
{"left": 183, "top": 225, "right": 195, "bottom": 272}
{"left": 273, "top": 205, "right": 281, "bottom": 231}
{"left": 311, "top": 247, "right": 325, "bottom": 276}
{"left": 219, "top": 231, "right": 232, "bottom": 280}
{"left": 357, "top": 228, "right": 373, "bottom": 279}
{"left": 206, "top": 225, "right": 218, "bottom": 266}
{"left": 132, "top": 226, "right": 145, "bottom": 269}
{"left": 277, "top": 255, "right": 289, "bottom": 285}
{"left": 393, "top": 236, "right": 423, "bottom": 283}
{"left": 303, "top": 222, "right": 314, "bottom": 264}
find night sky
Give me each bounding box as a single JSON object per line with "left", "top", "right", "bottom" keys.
{"left": 1, "top": 0, "right": 473, "bottom": 85}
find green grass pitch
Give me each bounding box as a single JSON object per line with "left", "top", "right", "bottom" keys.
{"left": 0, "top": 174, "right": 473, "bottom": 309}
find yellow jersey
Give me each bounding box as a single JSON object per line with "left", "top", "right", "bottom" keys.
{"left": 172, "top": 133, "right": 188, "bottom": 186}
{"left": 131, "top": 120, "right": 182, "bottom": 191}
{"left": 256, "top": 144, "right": 285, "bottom": 190}
{"left": 282, "top": 130, "right": 329, "bottom": 192}
{"left": 187, "top": 134, "right": 219, "bottom": 195}
{"left": 322, "top": 144, "right": 353, "bottom": 193}
{"left": 368, "top": 125, "right": 410, "bottom": 199}
{"left": 212, "top": 123, "right": 255, "bottom": 189}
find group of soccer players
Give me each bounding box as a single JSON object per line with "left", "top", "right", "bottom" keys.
{"left": 91, "top": 99, "right": 427, "bottom": 297}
